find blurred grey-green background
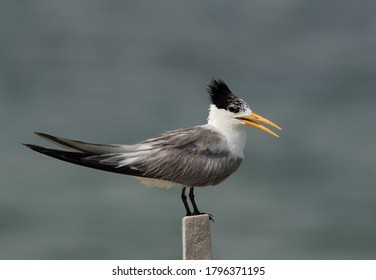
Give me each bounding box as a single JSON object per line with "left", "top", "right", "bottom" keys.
{"left": 1, "top": 0, "right": 376, "bottom": 259}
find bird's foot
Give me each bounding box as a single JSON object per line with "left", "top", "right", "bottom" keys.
{"left": 191, "top": 211, "right": 215, "bottom": 222}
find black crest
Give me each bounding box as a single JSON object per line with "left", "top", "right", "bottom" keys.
{"left": 207, "top": 79, "right": 245, "bottom": 113}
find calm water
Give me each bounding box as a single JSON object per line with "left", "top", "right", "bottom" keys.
{"left": 1, "top": 0, "right": 376, "bottom": 259}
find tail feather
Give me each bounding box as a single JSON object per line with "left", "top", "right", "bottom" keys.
{"left": 34, "top": 132, "right": 129, "bottom": 154}
{"left": 23, "top": 144, "right": 144, "bottom": 177}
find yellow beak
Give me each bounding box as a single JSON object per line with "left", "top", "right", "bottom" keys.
{"left": 236, "top": 112, "right": 282, "bottom": 138}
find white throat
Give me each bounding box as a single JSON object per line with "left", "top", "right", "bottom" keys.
{"left": 206, "top": 105, "right": 247, "bottom": 159}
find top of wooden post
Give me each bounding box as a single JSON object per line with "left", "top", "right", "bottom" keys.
{"left": 182, "top": 214, "right": 212, "bottom": 260}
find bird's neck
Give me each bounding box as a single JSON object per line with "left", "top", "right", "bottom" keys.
{"left": 207, "top": 105, "right": 247, "bottom": 159}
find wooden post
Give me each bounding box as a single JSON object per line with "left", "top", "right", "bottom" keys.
{"left": 182, "top": 214, "right": 212, "bottom": 260}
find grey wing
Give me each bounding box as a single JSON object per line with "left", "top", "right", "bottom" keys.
{"left": 27, "top": 129, "right": 242, "bottom": 187}
{"left": 110, "top": 126, "right": 243, "bottom": 187}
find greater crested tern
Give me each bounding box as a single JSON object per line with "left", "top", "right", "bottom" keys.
{"left": 24, "top": 79, "right": 281, "bottom": 218}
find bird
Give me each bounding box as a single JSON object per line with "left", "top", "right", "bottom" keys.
{"left": 24, "top": 79, "right": 281, "bottom": 219}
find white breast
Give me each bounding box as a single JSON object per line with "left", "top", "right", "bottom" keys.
{"left": 132, "top": 176, "right": 183, "bottom": 188}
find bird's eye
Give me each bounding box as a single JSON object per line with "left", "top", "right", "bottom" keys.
{"left": 228, "top": 105, "right": 237, "bottom": 113}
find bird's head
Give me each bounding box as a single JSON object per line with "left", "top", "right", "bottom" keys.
{"left": 207, "top": 79, "right": 281, "bottom": 137}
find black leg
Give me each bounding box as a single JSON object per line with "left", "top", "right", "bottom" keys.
{"left": 189, "top": 187, "right": 201, "bottom": 215}
{"left": 189, "top": 187, "right": 214, "bottom": 222}
{"left": 181, "top": 187, "right": 192, "bottom": 216}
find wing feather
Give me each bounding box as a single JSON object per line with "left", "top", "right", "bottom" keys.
{"left": 25, "top": 126, "right": 242, "bottom": 187}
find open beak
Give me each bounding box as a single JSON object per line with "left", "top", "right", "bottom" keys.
{"left": 236, "top": 112, "right": 282, "bottom": 138}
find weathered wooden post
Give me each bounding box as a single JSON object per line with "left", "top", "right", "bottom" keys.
{"left": 182, "top": 214, "right": 212, "bottom": 260}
